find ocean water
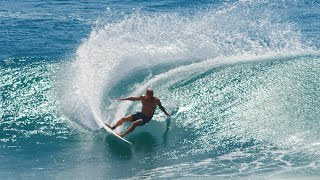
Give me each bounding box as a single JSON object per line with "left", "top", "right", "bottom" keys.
{"left": 1, "top": 0, "right": 320, "bottom": 179}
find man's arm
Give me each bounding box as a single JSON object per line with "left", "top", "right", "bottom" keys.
{"left": 117, "top": 96, "right": 142, "bottom": 101}
{"left": 158, "top": 100, "right": 170, "bottom": 117}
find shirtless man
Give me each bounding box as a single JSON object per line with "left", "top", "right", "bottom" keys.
{"left": 106, "top": 88, "right": 170, "bottom": 137}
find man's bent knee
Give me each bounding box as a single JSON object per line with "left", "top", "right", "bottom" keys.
{"left": 123, "top": 114, "right": 133, "bottom": 122}
{"left": 133, "top": 119, "right": 143, "bottom": 126}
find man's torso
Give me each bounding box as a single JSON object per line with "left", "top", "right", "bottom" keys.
{"left": 141, "top": 96, "right": 159, "bottom": 117}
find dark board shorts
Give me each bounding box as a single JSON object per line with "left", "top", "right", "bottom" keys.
{"left": 131, "top": 112, "right": 152, "bottom": 126}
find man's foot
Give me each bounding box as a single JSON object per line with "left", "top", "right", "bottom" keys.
{"left": 105, "top": 123, "right": 115, "bottom": 130}
{"left": 117, "top": 133, "right": 124, "bottom": 138}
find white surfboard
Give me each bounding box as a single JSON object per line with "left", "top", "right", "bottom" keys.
{"left": 102, "top": 123, "right": 132, "bottom": 145}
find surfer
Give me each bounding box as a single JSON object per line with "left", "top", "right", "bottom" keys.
{"left": 106, "top": 88, "right": 170, "bottom": 137}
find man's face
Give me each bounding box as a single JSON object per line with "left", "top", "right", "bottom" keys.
{"left": 146, "top": 90, "right": 153, "bottom": 98}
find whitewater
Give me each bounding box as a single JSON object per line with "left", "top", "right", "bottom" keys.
{"left": 1, "top": 0, "right": 320, "bottom": 179}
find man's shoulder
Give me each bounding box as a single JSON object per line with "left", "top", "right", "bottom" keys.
{"left": 154, "top": 97, "right": 160, "bottom": 102}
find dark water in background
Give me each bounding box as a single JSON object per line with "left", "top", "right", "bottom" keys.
{"left": 1, "top": 0, "right": 320, "bottom": 179}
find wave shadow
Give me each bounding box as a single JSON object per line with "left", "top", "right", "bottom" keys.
{"left": 104, "top": 135, "right": 132, "bottom": 160}
{"left": 129, "top": 132, "right": 157, "bottom": 153}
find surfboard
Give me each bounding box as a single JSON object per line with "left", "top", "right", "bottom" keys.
{"left": 102, "top": 123, "right": 132, "bottom": 145}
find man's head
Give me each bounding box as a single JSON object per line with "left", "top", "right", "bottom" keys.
{"left": 146, "top": 88, "right": 154, "bottom": 98}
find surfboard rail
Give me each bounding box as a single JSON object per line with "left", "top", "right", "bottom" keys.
{"left": 102, "top": 123, "right": 132, "bottom": 145}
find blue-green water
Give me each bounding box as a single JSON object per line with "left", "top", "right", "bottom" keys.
{"left": 1, "top": 0, "right": 320, "bottom": 179}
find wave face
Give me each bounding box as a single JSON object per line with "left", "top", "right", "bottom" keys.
{"left": 60, "top": 0, "right": 310, "bottom": 128}
{"left": 1, "top": 0, "right": 320, "bottom": 179}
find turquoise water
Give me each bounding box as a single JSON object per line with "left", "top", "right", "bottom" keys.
{"left": 1, "top": 0, "right": 320, "bottom": 179}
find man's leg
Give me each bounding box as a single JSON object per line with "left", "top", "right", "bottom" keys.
{"left": 108, "top": 114, "right": 133, "bottom": 130}
{"left": 119, "top": 120, "right": 142, "bottom": 137}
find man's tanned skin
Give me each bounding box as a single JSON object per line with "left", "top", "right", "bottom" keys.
{"left": 106, "top": 88, "right": 170, "bottom": 137}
